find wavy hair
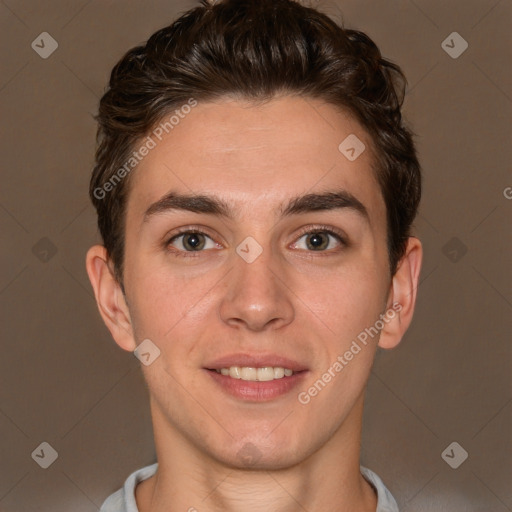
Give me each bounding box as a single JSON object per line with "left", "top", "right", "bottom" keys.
{"left": 90, "top": 0, "right": 421, "bottom": 284}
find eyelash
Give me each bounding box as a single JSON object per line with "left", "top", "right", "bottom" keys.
{"left": 165, "top": 224, "right": 348, "bottom": 258}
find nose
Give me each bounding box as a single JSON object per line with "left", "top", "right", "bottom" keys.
{"left": 218, "top": 240, "right": 294, "bottom": 332}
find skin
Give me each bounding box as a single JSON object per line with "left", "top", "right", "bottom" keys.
{"left": 86, "top": 95, "right": 422, "bottom": 512}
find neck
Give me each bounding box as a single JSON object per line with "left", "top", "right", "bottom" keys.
{"left": 136, "top": 394, "right": 377, "bottom": 512}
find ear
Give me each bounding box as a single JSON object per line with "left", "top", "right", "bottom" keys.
{"left": 378, "top": 236, "right": 423, "bottom": 349}
{"left": 85, "top": 245, "right": 136, "bottom": 352}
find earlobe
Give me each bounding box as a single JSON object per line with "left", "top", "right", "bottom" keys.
{"left": 378, "top": 237, "right": 423, "bottom": 350}
{"left": 85, "top": 245, "right": 137, "bottom": 352}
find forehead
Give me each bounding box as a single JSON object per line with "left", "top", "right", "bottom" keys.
{"left": 126, "top": 95, "right": 385, "bottom": 224}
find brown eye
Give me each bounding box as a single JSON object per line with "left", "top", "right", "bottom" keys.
{"left": 182, "top": 232, "right": 206, "bottom": 251}
{"left": 293, "top": 229, "right": 344, "bottom": 252}
{"left": 168, "top": 231, "right": 215, "bottom": 252}
{"left": 305, "top": 232, "right": 330, "bottom": 251}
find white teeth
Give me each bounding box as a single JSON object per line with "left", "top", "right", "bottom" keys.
{"left": 229, "top": 367, "right": 242, "bottom": 379}
{"left": 214, "top": 366, "right": 297, "bottom": 381}
{"left": 273, "top": 367, "right": 285, "bottom": 379}
{"left": 240, "top": 367, "right": 256, "bottom": 380}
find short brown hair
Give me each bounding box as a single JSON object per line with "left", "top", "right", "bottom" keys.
{"left": 90, "top": 0, "right": 421, "bottom": 285}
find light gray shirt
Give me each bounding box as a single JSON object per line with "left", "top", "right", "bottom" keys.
{"left": 100, "top": 463, "right": 399, "bottom": 511}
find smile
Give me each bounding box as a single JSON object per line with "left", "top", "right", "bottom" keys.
{"left": 213, "top": 366, "right": 296, "bottom": 381}
{"left": 206, "top": 368, "right": 308, "bottom": 402}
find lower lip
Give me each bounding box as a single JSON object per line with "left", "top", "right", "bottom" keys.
{"left": 205, "top": 369, "right": 308, "bottom": 402}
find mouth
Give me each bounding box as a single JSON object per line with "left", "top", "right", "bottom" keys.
{"left": 204, "top": 365, "right": 308, "bottom": 402}
{"left": 207, "top": 366, "right": 300, "bottom": 381}
{"left": 203, "top": 353, "right": 309, "bottom": 401}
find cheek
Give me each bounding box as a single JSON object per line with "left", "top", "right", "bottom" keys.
{"left": 296, "top": 268, "right": 384, "bottom": 417}
{"left": 333, "top": 282, "right": 385, "bottom": 341}
{"left": 299, "top": 260, "right": 387, "bottom": 343}
{"left": 126, "top": 261, "right": 219, "bottom": 355}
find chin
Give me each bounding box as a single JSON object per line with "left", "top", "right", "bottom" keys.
{"left": 208, "top": 433, "right": 307, "bottom": 471}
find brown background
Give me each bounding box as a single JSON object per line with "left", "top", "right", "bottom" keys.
{"left": 0, "top": 0, "right": 511, "bottom": 510}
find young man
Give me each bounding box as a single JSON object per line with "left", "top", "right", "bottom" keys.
{"left": 86, "top": 1, "right": 422, "bottom": 510}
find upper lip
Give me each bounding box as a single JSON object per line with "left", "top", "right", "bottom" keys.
{"left": 204, "top": 353, "right": 308, "bottom": 371}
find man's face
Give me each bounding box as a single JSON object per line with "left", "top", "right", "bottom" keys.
{"left": 122, "top": 96, "right": 391, "bottom": 468}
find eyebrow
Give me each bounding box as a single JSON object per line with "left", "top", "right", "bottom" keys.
{"left": 143, "top": 188, "right": 369, "bottom": 223}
